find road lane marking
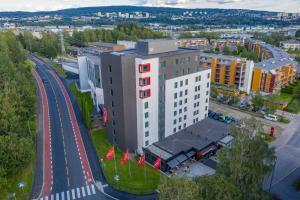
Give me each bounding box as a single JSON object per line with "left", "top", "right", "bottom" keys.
{"left": 71, "top": 189, "right": 75, "bottom": 200}
{"left": 91, "top": 184, "right": 96, "bottom": 194}
{"left": 66, "top": 191, "right": 70, "bottom": 200}
{"left": 55, "top": 193, "right": 59, "bottom": 200}
{"left": 76, "top": 188, "right": 80, "bottom": 198}
{"left": 86, "top": 185, "right": 91, "bottom": 196}
{"left": 51, "top": 194, "right": 54, "bottom": 200}
{"left": 81, "top": 187, "right": 86, "bottom": 197}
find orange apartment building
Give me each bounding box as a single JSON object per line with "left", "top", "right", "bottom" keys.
{"left": 198, "top": 53, "right": 254, "bottom": 94}
{"left": 177, "top": 38, "right": 209, "bottom": 47}
{"left": 251, "top": 58, "right": 297, "bottom": 93}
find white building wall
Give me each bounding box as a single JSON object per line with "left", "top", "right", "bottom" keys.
{"left": 135, "top": 58, "right": 159, "bottom": 153}
{"left": 164, "top": 69, "right": 211, "bottom": 138}
{"left": 78, "top": 56, "right": 91, "bottom": 92}
{"left": 241, "top": 60, "right": 254, "bottom": 94}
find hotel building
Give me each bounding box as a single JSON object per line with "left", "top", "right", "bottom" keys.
{"left": 101, "top": 39, "right": 211, "bottom": 153}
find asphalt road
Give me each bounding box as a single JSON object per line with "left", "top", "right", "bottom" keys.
{"left": 264, "top": 113, "right": 300, "bottom": 199}
{"left": 30, "top": 55, "right": 157, "bottom": 200}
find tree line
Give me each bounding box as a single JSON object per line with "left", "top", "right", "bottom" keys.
{"left": 0, "top": 32, "right": 37, "bottom": 193}
{"left": 18, "top": 23, "right": 167, "bottom": 58}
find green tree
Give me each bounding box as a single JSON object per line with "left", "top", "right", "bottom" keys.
{"left": 265, "top": 94, "right": 278, "bottom": 114}
{"left": 252, "top": 93, "right": 264, "bottom": 110}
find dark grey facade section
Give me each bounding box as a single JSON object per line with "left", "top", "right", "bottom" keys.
{"left": 101, "top": 52, "right": 138, "bottom": 152}
{"left": 136, "top": 40, "right": 178, "bottom": 55}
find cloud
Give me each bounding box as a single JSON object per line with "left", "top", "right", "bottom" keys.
{"left": 206, "top": 0, "right": 240, "bottom": 4}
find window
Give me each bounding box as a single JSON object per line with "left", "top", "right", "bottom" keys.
{"left": 207, "top": 73, "right": 210, "bottom": 78}
{"left": 113, "top": 120, "right": 116, "bottom": 126}
{"left": 144, "top": 102, "right": 149, "bottom": 109}
{"left": 184, "top": 107, "right": 187, "bottom": 112}
{"left": 184, "top": 98, "right": 187, "bottom": 104}
{"left": 139, "top": 63, "right": 150, "bottom": 73}
{"left": 109, "top": 65, "right": 112, "bottom": 72}
{"left": 206, "top": 91, "right": 209, "bottom": 96}
{"left": 174, "top": 82, "right": 178, "bottom": 88}
{"left": 179, "top": 117, "right": 182, "bottom": 122}
{"left": 178, "top": 125, "right": 182, "bottom": 130}
{"left": 174, "top": 93, "right": 178, "bottom": 99}
{"left": 145, "top": 112, "right": 149, "bottom": 118}
{"left": 180, "top": 91, "right": 183, "bottom": 97}
{"left": 179, "top": 100, "right": 182, "bottom": 106}
{"left": 179, "top": 109, "right": 182, "bottom": 114}
{"left": 174, "top": 102, "right": 177, "bottom": 108}
{"left": 110, "top": 89, "right": 113, "bottom": 96}
{"left": 185, "top": 89, "right": 188, "bottom": 95}
{"left": 139, "top": 77, "right": 151, "bottom": 86}
{"left": 145, "top": 140, "right": 149, "bottom": 146}
{"left": 160, "top": 61, "right": 166, "bottom": 68}
{"left": 111, "top": 101, "right": 114, "bottom": 107}
{"left": 184, "top": 123, "right": 186, "bottom": 128}
{"left": 145, "top": 122, "right": 149, "bottom": 128}
{"left": 112, "top": 110, "right": 115, "bottom": 116}
{"left": 197, "top": 85, "right": 201, "bottom": 91}
{"left": 180, "top": 81, "right": 183, "bottom": 87}
{"left": 205, "top": 106, "right": 208, "bottom": 111}
{"left": 173, "top": 128, "right": 177, "bottom": 133}
{"left": 185, "top": 79, "right": 188, "bottom": 85}
{"left": 184, "top": 115, "right": 187, "bottom": 120}
{"left": 198, "top": 75, "right": 201, "bottom": 81}
{"left": 110, "top": 77, "right": 113, "bottom": 84}
{"left": 206, "top": 98, "right": 208, "bottom": 103}
{"left": 195, "top": 86, "right": 197, "bottom": 92}
{"left": 139, "top": 89, "right": 151, "bottom": 99}
{"left": 145, "top": 131, "right": 149, "bottom": 137}
{"left": 207, "top": 82, "right": 210, "bottom": 88}
{"left": 174, "top": 111, "right": 177, "bottom": 116}
{"left": 173, "top": 119, "right": 177, "bottom": 125}
{"left": 175, "top": 59, "right": 179, "bottom": 65}
{"left": 195, "top": 77, "right": 198, "bottom": 82}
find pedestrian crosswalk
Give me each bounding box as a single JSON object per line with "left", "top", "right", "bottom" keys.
{"left": 36, "top": 184, "right": 97, "bottom": 200}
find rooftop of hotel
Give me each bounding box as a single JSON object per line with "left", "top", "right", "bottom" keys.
{"left": 145, "top": 118, "right": 229, "bottom": 161}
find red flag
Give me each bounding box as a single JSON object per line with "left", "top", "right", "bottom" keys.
{"left": 103, "top": 107, "right": 107, "bottom": 124}
{"left": 120, "top": 150, "right": 129, "bottom": 165}
{"left": 106, "top": 147, "right": 114, "bottom": 160}
{"left": 153, "top": 157, "right": 161, "bottom": 170}
{"left": 137, "top": 154, "right": 145, "bottom": 167}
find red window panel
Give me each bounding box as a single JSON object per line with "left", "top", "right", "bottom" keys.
{"left": 139, "top": 89, "right": 151, "bottom": 99}
{"left": 139, "top": 63, "right": 150, "bottom": 73}
{"left": 139, "top": 77, "right": 151, "bottom": 86}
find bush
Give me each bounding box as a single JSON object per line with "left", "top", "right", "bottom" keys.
{"left": 278, "top": 115, "right": 290, "bottom": 124}
{"left": 293, "top": 178, "right": 300, "bottom": 191}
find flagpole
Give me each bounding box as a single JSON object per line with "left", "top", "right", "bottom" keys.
{"left": 113, "top": 146, "right": 118, "bottom": 180}
{"left": 128, "top": 150, "right": 131, "bottom": 176}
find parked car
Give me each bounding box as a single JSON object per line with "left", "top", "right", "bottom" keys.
{"left": 218, "top": 114, "right": 226, "bottom": 122}
{"left": 213, "top": 113, "right": 221, "bottom": 120}
{"left": 208, "top": 112, "right": 216, "bottom": 118}
{"left": 264, "top": 114, "right": 278, "bottom": 122}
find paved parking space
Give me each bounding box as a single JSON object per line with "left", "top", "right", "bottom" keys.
{"left": 209, "top": 101, "right": 286, "bottom": 135}
{"left": 176, "top": 161, "right": 216, "bottom": 178}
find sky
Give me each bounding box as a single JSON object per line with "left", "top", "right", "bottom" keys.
{"left": 0, "top": 0, "right": 299, "bottom": 12}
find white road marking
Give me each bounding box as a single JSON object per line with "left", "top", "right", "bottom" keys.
{"left": 81, "top": 187, "right": 86, "bottom": 197}
{"left": 51, "top": 194, "right": 54, "bottom": 200}
{"left": 66, "top": 191, "right": 70, "bottom": 200}
{"left": 76, "top": 188, "right": 81, "bottom": 199}
{"left": 45, "top": 196, "right": 48, "bottom": 200}
{"left": 91, "top": 184, "right": 96, "bottom": 194}
{"left": 55, "top": 193, "right": 59, "bottom": 200}
{"left": 71, "top": 189, "right": 75, "bottom": 200}
{"left": 86, "top": 185, "right": 91, "bottom": 196}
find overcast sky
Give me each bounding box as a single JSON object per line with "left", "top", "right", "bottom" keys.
{"left": 0, "top": 0, "right": 299, "bottom": 12}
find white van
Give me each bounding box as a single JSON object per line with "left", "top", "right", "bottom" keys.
{"left": 264, "top": 114, "right": 278, "bottom": 122}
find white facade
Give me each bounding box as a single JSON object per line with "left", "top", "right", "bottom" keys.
{"left": 78, "top": 56, "right": 91, "bottom": 92}
{"left": 135, "top": 58, "right": 159, "bottom": 153}
{"left": 239, "top": 60, "right": 254, "bottom": 94}
{"left": 165, "top": 70, "right": 211, "bottom": 138}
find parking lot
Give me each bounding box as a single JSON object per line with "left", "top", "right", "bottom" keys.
{"left": 209, "top": 100, "right": 286, "bottom": 135}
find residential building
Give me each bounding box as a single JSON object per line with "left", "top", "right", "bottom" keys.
{"left": 251, "top": 58, "right": 297, "bottom": 93}
{"left": 197, "top": 53, "right": 254, "bottom": 94}
{"left": 280, "top": 40, "right": 300, "bottom": 51}
{"left": 176, "top": 38, "right": 209, "bottom": 47}
{"left": 101, "top": 39, "right": 211, "bottom": 153}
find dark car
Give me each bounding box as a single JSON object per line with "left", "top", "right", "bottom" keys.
{"left": 213, "top": 113, "right": 221, "bottom": 120}
{"left": 208, "top": 111, "right": 216, "bottom": 118}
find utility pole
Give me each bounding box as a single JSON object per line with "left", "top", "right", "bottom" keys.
{"left": 60, "top": 31, "right": 66, "bottom": 56}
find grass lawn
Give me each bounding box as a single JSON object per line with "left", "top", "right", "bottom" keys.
{"left": 70, "top": 83, "right": 93, "bottom": 129}
{"left": 261, "top": 134, "right": 277, "bottom": 142}
{"left": 90, "top": 129, "right": 160, "bottom": 195}
{"left": 49, "top": 62, "right": 67, "bottom": 78}
{"left": 277, "top": 93, "right": 292, "bottom": 102}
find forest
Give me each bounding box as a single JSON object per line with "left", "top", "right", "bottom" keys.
{"left": 0, "top": 32, "right": 37, "bottom": 195}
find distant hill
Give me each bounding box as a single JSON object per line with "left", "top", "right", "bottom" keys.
{"left": 0, "top": 6, "right": 275, "bottom": 18}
